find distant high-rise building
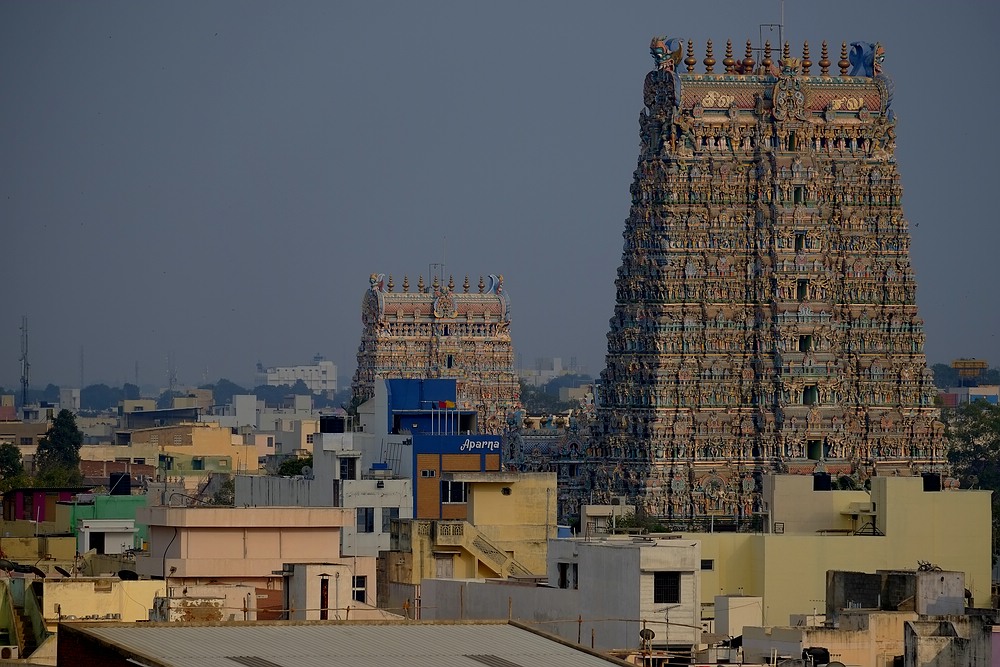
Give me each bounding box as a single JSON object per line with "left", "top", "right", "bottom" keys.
{"left": 588, "top": 37, "right": 942, "bottom": 519}
{"left": 257, "top": 356, "right": 337, "bottom": 396}
{"left": 351, "top": 273, "right": 519, "bottom": 433}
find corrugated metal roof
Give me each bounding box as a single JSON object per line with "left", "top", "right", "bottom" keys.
{"left": 75, "top": 621, "right": 630, "bottom": 667}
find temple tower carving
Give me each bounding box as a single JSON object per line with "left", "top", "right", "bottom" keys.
{"left": 588, "top": 38, "right": 943, "bottom": 519}
{"left": 351, "top": 273, "right": 519, "bottom": 434}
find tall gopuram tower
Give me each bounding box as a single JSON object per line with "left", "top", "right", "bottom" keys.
{"left": 351, "top": 273, "right": 519, "bottom": 434}
{"left": 591, "top": 38, "right": 943, "bottom": 520}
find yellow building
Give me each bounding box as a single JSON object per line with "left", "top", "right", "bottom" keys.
{"left": 382, "top": 472, "right": 556, "bottom": 612}
{"left": 682, "top": 475, "right": 991, "bottom": 626}
{"left": 128, "top": 422, "right": 260, "bottom": 475}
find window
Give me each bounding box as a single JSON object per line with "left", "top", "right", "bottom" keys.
{"left": 266, "top": 437, "right": 274, "bottom": 449}
{"left": 440, "top": 480, "right": 468, "bottom": 503}
{"left": 808, "top": 439, "right": 823, "bottom": 461}
{"left": 794, "top": 232, "right": 806, "bottom": 252}
{"left": 653, "top": 571, "right": 681, "bottom": 604}
{"left": 19, "top": 437, "right": 33, "bottom": 446}
{"left": 381, "top": 507, "right": 399, "bottom": 533}
{"left": 173, "top": 435, "right": 183, "bottom": 445}
{"left": 352, "top": 575, "right": 367, "bottom": 603}
{"left": 798, "top": 335, "right": 812, "bottom": 352}
{"left": 133, "top": 458, "right": 145, "bottom": 465}
{"left": 557, "top": 562, "right": 569, "bottom": 589}
{"left": 797, "top": 279, "right": 809, "bottom": 301}
{"left": 700, "top": 559, "right": 714, "bottom": 571}
{"left": 446, "top": 354, "right": 454, "bottom": 369}
{"left": 803, "top": 385, "right": 819, "bottom": 406}
{"left": 420, "top": 469, "right": 437, "bottom": 478}
{"left": 793, "top": 186, "right": 804, "bottom": 204}
{"left": 306, "top": 434, "right": 314, "bottom": 444}
{"left": 356, "top": 507, "right": 375, "bottom": 533}
{"left": 340, "top": 457, "right": 357, "bottom": 481}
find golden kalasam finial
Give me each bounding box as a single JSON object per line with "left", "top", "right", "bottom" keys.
{"left": 478, "top": 276, "right": 485, "bottom": 293}
{"left": 463, "top": 275, "right": 470, "bottom": 293}
{"left": 448, "top": 275, "right": 454, "bottom": 291}
{"left": 387, "top": 274, "right": 394, "bottom": 292}
{"left": 761, "top": 40, "right": 773, "bottom": 73}
{"left": 802, "top": 41, "right": 811, "bottom": 75}
{"left": 418, "top": 275, "right": 425, "bottom": 292}
{"left": 403, "top": 275, "right": 410, "bottom": 292}
{"left": 742, "top": 39, "right": 755, "bottom": 73}
{"left": 432, "top": 275, "right": 439, "bottom": 291}
{"left": 782, "top": 41, "right": 790, "bottom": 63}
{"left": 839, "top": 41, "right": 850, "bottom": 76}
{"left": 704, "top": 39, "right": 715, "bottom": 73}
{"left": 685, "top": 40, "right": 696, "bottom": 72}
{"left": 819, "top": 41, "right": 831, "bottom": 76}
{"left": 724, "top": 39, "right": 735, "bottom": 73}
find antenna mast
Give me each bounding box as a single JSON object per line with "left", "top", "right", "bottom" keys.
{"left": 19, "top": 316, "right": 29, "bottom": 407}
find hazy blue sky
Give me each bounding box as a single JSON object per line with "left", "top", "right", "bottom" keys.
{"left": 2, "top": 1, "right": 997, "bottom": 390}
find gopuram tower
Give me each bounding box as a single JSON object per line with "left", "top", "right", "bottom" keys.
{"left": 591, "top": 38, "right": 943, "bottom": 520}
{"left": 352, "top": 273, "right": 519, "bottom": 434}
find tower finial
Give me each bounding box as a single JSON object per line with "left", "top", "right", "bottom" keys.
{"left": 742, "top": 39, "right": 755, "bottom": 74}
{"left": 839, "top": 41, "right": 850, "bottom": 76}
{"left": 387, "top": 274, "right": 394, "bottom": 292}
{"left": 819, "top": 41, "right": 830, "bottom": 77}
{"left": 782, "top": 41, "right": 790, "bottom": 63}
{"left": 418, "top": 275, "right": 425, "bottom": 292}
{"left": 685, "top": 40, "right": 696, "bottom": 72}
{"left": 801, "top": 41, "right": 811, "bottom": 75}
{"left": 463, "top": 275, "right": 470, "bottom": 293}
{"left": 761, "top": 40, "right": 773, "bottom": 73}
{"left": 403, "top": 275, "right": 409, "bottom": 292}
{"left": 724, "top": 39, "right": 735, "bottom": 73}
{"left": 704, "top": 39, "right": 715, "bottom": 73}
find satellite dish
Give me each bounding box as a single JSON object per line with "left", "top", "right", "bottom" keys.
{"left": 0, "top": 559, "right": 14, "bottom": 572}
{"left": 54, "top": 566, "right": 72, "bottom": 578}
{"left": 827, "top": 662, "right": 846, "bottom": 667}
{"left": 301, "top": 466, "right": 313, "bottom": 479}
{"left": 639, "top": 628, "right": 655, "bottom": 641}
{"left": 27, "top": 566, "right": 46, "bottom": 579}
{"left": 117, "top": 569, "right": 139, "bottom": 581}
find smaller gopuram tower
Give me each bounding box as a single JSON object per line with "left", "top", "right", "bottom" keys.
{"left": 351, "top": 273, "right": 520, "bottom": 433}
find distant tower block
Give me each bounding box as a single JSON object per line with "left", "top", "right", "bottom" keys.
{"left": 952, "top": 359, "right": 988, "bottom": 382}
{"left": 351, "top": 273, "right": 520, "bottom": 434}
{"left": 588, "top": 37, "right": 942, "bottom": 519}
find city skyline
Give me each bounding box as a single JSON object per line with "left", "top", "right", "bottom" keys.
{"left": 3, "top": 1, "right": 997, "bottom": 389}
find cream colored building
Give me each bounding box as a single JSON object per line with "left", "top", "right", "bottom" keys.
{"left": 681, "top": 475, "right": 991, "bottom": 626}
{"left": 134, "top": 506, "right": 374, "bottom": 602}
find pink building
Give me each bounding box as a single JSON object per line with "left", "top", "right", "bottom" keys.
{"left": 2, "top": 486, "right": 92, "bottom": 522}
{"left": 134, "top": 506, "right": 375, "bottom": 604}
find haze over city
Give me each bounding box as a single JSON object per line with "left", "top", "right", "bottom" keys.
{"left": 2, "top": 1, "right": 997, "bottom": 390}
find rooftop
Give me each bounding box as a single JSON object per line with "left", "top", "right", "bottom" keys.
{"left": 61, "top": 619, "right": 632, "bottom": 667}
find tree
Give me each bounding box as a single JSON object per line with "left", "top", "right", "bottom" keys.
{"left": 81, "top": 383, "right": 123, "bottom": 412}
{"left": 945, "top": 400, "right": 1000, "bottom": 561}
{"left": 277, "top": 456, "right": 313, "bottom": 477}
{"left": 122, "top": 383, "right": 141, "bottom": 400}
{"left": 202, "top": 378, "right": 248, "bottom": 407}
{"left": 0, "top": 442, "right": 27, "bottom": 492}
{"left": 34, "top": 409, "right": 84, "bottom": 485}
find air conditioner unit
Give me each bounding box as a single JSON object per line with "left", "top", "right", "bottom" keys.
{"left": 0, "top": 645, "right": 19, "bottom": 659}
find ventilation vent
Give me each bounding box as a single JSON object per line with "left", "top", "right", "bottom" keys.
{"left": 226, "top": 657, "right": 284, "bottom": 667}
{"left": 465, "top": 655, "right": 528, "bottom": 667}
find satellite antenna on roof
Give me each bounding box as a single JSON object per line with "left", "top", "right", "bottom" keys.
{"left": 301, "top": 466, "right": 313, "bottom": 480}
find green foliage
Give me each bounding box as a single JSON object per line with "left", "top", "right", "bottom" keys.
{"left": 611, "top": 510, "right": 668, "bottom": 534}
{"left": 277, "top": 456, "right": 313, "bottom": 477}
{"left": 542, "top": 373, "right": 593, "bottom": 396}
{"left": 0, "top": 443, "right": 27, "bottom": 492}
{"left": 122, "top": 383, "right": 141, "bottom": 400}
{"left": 34, "top": 409, "right": 83, "bottom": 486}
{"left": 81, "top": 383, "right": 124, "bottom": 412}
{"left": 945, "top": 400, "right": 1000, "bottom": 561}
{"left": 209, "top": 477, "right": 235, "bottom": 506}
